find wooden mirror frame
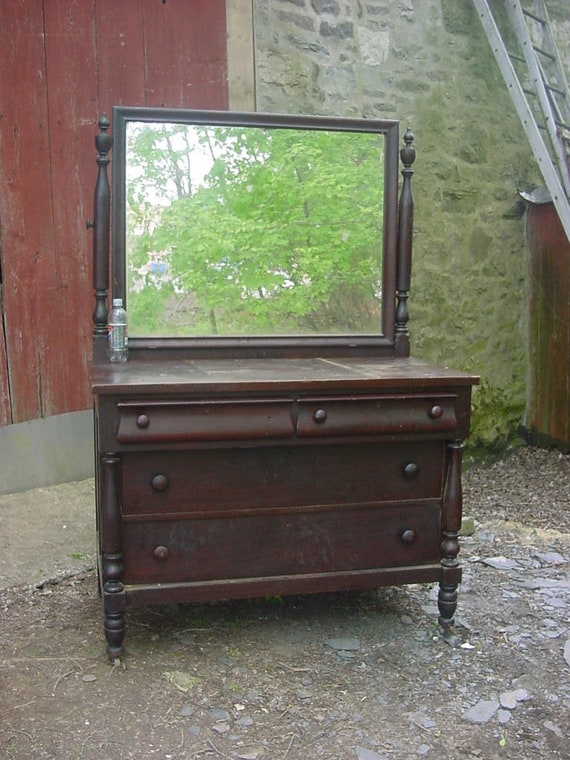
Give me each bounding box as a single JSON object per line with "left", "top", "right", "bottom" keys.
{"left": 92, "top": 109, "right": 415, "bottom": 360}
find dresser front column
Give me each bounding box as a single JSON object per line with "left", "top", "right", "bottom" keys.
{"left": 101, "top": 451, "right": 126, "bottom": 660}
{"left": 438, "top": 438, "right": 464, "bottom": 629}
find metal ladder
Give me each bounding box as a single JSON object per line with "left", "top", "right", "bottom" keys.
{"left": 472, "top": 0, "right": 570, "bottom": 240}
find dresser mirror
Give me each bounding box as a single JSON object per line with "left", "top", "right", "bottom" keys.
{"left": 111, "top": 107, "right": 399, "bottom": 352}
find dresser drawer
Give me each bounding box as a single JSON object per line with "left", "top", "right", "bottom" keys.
{"left": 120, "top": 441, "right": 444, "bottom": 517}
{"left": 122, "top": 501, "right": 442, "bottom": 585}
{"left": 117, "top": 398, "right": 295, "bottom": 444}
{"left": 297, "top": 395, "right": 457, "bottom": 437}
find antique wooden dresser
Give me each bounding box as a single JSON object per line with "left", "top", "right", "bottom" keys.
{"left": 90, "top": 108, "right": 478, "bottom": 659}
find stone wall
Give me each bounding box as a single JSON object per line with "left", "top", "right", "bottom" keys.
{"left": 252, "top": 0, "right": 569, "bottom": 452}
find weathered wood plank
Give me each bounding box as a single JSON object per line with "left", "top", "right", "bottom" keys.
{"left": 0, "top": 313, "right": 11, "bottom": 426}
{"left": 42, "top": 0, "right": 99, "bottom": 416}
{"left": 0, "top": 0, "right": 230, "bottom": 427}
{"left": 142, "top": 0, "right": 228, "bottom": 109}
{"left": 95, "top": 0, "right": 147, "bottom": 111}
{"left": 525, "top": 201, "right": 570, "bottom": 449}
{"left": 0, "top": 0, "right": 52, "bottom": 422}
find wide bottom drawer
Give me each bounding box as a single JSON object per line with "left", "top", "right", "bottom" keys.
{"left": 121, "top": 502, "right": 442, "bottom": 584}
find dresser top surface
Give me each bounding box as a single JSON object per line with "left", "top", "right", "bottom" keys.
{"left": 91, "top": 356, "right": 478, "bottom": 395}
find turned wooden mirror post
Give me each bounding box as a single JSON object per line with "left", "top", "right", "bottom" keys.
{"left": 396, "top": 126, "right": 415, "bottom": 356}
{"left": 91, "top": 114, "right": 112, "bottom": 361}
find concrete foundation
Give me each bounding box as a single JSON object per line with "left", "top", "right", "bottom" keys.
{"left": 0, "top": 410, "right": 94, "bottom": 496}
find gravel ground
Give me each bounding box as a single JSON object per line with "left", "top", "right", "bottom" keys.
{"left": 0, "top": 445, "right": 569, "bottom": 759}
{"left": 464, "top": 445, "right": 570, "bottom": 532}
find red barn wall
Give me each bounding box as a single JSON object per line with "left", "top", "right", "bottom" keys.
{"left": 523, "top": 197, "right": 570, "bottom": 451}
{"left": 0, "top": 0, "right": 229, "bottom": 427}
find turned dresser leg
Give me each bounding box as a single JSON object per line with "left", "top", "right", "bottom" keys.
{"left": 104, "top": 605, "right": 126, "bottom": 659}
{"left": 105, "top": 615, "right": 125, "bottom": 660}
{"left": 101, "top": 452, "right": 125, "bottom": 660}
{"left": 103, "top": 553, "right": 126, "bottom": 660}
{"left": 439, "top": 439, "right": 464, "bottom": 630}
{"left": 437, "top": 582, "right": 458, "bottom": 629}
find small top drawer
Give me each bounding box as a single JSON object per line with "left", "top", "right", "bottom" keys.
{"left": 117, "top": 399, "right": 295, "bottom": 444}
{"left": 297, "top": 395, "right": 457, "bottom": 437}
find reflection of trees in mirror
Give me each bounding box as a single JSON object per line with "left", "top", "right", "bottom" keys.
{"left": 126, "top": 123, "right": 385, "bottom": 337}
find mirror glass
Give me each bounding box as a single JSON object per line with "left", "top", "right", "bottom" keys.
{"left": 114, "top": 111, "right": 398, "bottom": 342}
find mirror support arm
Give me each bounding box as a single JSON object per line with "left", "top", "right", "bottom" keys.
{"left": 396, "top": 128, "right": 415, "bottom": 356}
{"left": 92, "top": 114, "right": 112, "bottom": 361}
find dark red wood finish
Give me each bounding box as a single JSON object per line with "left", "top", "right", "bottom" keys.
{"left": 0, "top": 0, "right": 56, "bottom": 423}
{"left": 92, "top": 355, "right": 477, "bottom": 658}
{"left": 524, "top": 198, "right": 570, "bottom": 450}
{"left": 91, "top": 119, "right": 479, "bottom": 659}
{"left": 0, "top": 1, "right": 228, "bottom": 425}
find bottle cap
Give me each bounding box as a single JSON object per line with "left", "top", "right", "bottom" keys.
{"left": 112, "top": 298, "right": 123, "bottom": 307}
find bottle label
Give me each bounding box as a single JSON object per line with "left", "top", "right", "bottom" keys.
{"left": 108, "top": 325, "right": 127, "bottom": 351}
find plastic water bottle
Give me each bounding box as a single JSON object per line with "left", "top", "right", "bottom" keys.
{"left": 107, "top": 298, "right": 128, "bottom": 362}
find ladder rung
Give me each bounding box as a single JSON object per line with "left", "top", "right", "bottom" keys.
{"left": 522, "top": 9, "right": 546, "bottom": 25}
{"left": 532, "top": 44, "right": 556, "bottom": 62}
{"left": 546, "top": 83, "right": 567, "bottom": 98}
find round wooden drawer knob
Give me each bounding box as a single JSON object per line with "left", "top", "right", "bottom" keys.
{"left": 151, "top": 474, "right": 169, "bottom": 492}
{"left": 403, "top": 462, "right": 419, "bottom": 479}
{"left": 153, "top": 545, "right": 170, "bottom": 561}
{"left": 136, "top": 414, "right": 150, "bottom": 428}
{"left": 314, "top": 409, "right": 327, "bottom": 423}
{"left": 400, "top": 529, "right": 417, "bottom": 545}
{"left": 429, "top": 405, "right": 443, "bottom": 419}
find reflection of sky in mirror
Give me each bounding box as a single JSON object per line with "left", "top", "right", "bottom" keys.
{"left": 126, "top": 123, "right": 214, "bottom": 206}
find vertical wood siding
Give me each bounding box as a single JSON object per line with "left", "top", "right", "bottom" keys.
{"left": 0, "top": 0, "right": 228, "bottom": 427}
{"left": 525, "top": 200, "right": 570, "bottom": 450}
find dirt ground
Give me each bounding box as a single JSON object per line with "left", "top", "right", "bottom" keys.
{"left": 1, "top": 446, "right": 569, "bottom": 760}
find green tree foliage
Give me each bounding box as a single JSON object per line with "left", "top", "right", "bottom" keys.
{"left": 125, "top": 122, "right": 385, "bottom": 336}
